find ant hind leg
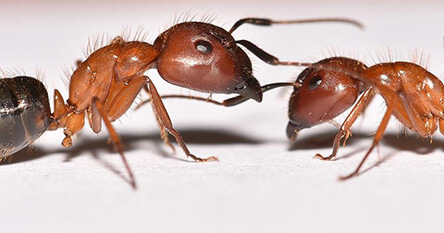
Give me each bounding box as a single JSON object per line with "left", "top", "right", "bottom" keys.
{"left": 91, "top": 97, "right": 137, "bottom": 189}
{"left": 339, "top": 95, "right": 395, "bottom": 180}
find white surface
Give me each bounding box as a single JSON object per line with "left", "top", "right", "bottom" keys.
{"left": 1, "top": 1, "right": 444, "bottom": 233}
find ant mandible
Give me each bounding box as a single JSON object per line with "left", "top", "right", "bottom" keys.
{"left": 48, "top": 17, "right": 362, "bottom": 189}
{"left": 167, "top": 56, "right": 444, "bottom": 180}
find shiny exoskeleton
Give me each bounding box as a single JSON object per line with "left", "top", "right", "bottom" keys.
{"left": 0, "top": 76, "right": 51, "bottom": 160}
{"left": 48, "top": 17, "right": 361, "bottom": 189}
{"left": 286, "top": 57, "right": 444, "bottom": 179}
{"left": 286, "top": 57, "right": 368, "bottom": 137}
{"left": 48, "top": 16, "right": 363, "bottom": 189}
{"left": 164, "top": 56, "right": 444, "bottom": 180}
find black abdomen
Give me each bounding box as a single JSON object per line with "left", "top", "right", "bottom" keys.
{"left": 0, "top": 76, "right": 50, "bottom": 159}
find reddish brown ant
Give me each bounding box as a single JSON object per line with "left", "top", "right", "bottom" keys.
{"left": 284, "top": 56, "right": 444, "bottom": 180}
{"left": 48, "top": 17, "right": 362, "bottom": 188}
{"left": 161, "top": 56, "right": 444, "bottom": 180}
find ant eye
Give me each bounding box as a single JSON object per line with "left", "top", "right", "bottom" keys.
{"left": 195, "top": 40, "right": 213, "bottom": 54}
{"left": 308, "top": 75, "right": 322, "bottom": 90}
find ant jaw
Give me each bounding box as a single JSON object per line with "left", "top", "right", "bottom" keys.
{"left": 286, "top": 122, "right": 304, "bottom": 142}
{"left": 233, "top": 77, "right": 263, "bottom": 102}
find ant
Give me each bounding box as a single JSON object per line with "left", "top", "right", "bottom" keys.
{"left": 0, "top": 76, "right": 51, "bottom": 162}
{"left": 284, "top": 56, "right": 444, "bottom": 180}
{"left": 48, "top": 17, "right": 362, "bottom": 189}
{"left": 158, "top": 56, "right": 444, "bottom": 180}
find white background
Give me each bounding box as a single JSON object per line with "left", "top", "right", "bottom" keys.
{"left": 0, "top": 1, "right": 444, "bottom": 233}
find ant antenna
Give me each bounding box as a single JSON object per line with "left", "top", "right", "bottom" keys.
{"left": 229, "top": 17, "right": 364, "bottom": 34}
{"left": 236, "top": 40, "right": 312, "bottom": 66}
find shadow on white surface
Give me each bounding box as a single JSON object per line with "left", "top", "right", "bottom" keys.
{"left": 0, "top": 1, "right": 444, "bottom": 233}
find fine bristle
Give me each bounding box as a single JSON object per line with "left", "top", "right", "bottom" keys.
{"left": 367, "top": 48, "right": 431, "bottom": 68}
{"left": 162, "top": 10, "right": 218, "bottom": 34}
{"left": 120, "top": 25, "right": 149, "bottom": 42}
{"left": 368, "top": 46, "right": 398, "bottom": 65}
{"left": 0, "top": 66, "right": 30, "bottom": 79}
{"left": 81, "top": 33, "right": 113, "bottom": 58}
{"left": 314, "top": 44, "right": 364, "bottom": 64}
{"left": 34, "top": 68, "right": 47, "bottom": 87}
{"left": 409, "top": 49, "right": 430, "bottom": 68}
{"left": 61, "top": 64, "right": 74, "bottom": 90}
{"left": 82, "top": 27, "right": 150, "bottom": 59}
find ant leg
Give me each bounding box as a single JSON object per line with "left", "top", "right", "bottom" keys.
{"left": 155, "top": 117, "right": 176, "bottom": 152}
{"left": 135, "top": 82, "right": 296, "bottom": 109}
{"left": 91, "top": 97, "right": 137, "bottom": 189}
{"left": 439, "top": 118, "right": 444, "bottom": 135}
{"left": 101, "top": 76, "right": 177, "bottom": 152}
{"left": 49, "top": 89, "right": 86, "bottom": 148}
{"left": 229, "top": 17, "right": 363, "bottom": 33}
{"left": 339, "top": 96, "right": 396, "bottom": 180}
{"left": 135, "top": 94, "right": 226, "bottom": 110}
{"left": 314, "top": 87, "right": 376, "bottom": 161}
{"left": 49, "top": 89, "right": 71, "bottom": 130}
{"left": 142, "top": 76, "right": 218, "bottom": 162}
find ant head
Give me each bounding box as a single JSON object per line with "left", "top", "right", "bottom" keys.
{"left": 286, "top": 57, "right": 367, "bottom": 141}
{"left": 154, "top": 22, "right": 262, "bottom": 102}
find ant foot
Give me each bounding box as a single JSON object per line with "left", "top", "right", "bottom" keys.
{"left": 338, "top": 173, "right": 357, "bottom": 181}
{"left": 62, "top": 137, "right": 73, "bottom": 147}
{"left": 202, "top": 156, "right": 219, "bottom": 162}
{"left": 191, "top": 155, "right": 219, "bottom": 162}
{"left": 167, "top": 143, "right": 176, "bottom": 153}
{"left": 313, "top": 153, "right": 334, "bottom": 161}
{"left": 161, "top": 138, "right": 176, "bottom": 153}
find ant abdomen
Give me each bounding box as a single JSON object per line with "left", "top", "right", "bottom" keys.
{"left": 0, "top": 76, "right": 50, "bottom": 159}
{"left": 287, "top": 57, "right": 367, "bottom": 139}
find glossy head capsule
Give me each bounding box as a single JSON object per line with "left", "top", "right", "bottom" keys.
{"left": 154, "top": 22, "right": 262, "bottom": 102}
{"left": 0, "top": 76, "right": 51, "bottom": 158}
{"left": 286, "top": 57, "right": 367, "bottom": 140}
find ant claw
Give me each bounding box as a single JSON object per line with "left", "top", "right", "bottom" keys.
{"left": 313, "top": 153, "right": 334, "bottom": 161}
{"left": 192, "top": 155, "right": 219, "bottom": 162}
{"left": 168, "top": 144, "right": 177, "bottom": 153}
{"left": 338, "top": 173, "right": 356, "bottom": 181}
{"left": 62, "top": 137, "right": 73, "bottom": 148}
{"left": 203, "top": 156, "right": 219, "bottom": 162}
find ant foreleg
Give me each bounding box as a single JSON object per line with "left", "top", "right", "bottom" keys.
{"left": 339, "top": 95, "right": 395, "bottom": 180}
{"left": 314, "top": 87, "right": 376, "bottom": 161}
{"left": 91, "top": 97, "right": 137, "bottom": 189}
{"left": 143, "top": 76, "right": 218, "bottom": 162}
{"left": 229, "top": 17, "right": 363, "bottom": 33}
